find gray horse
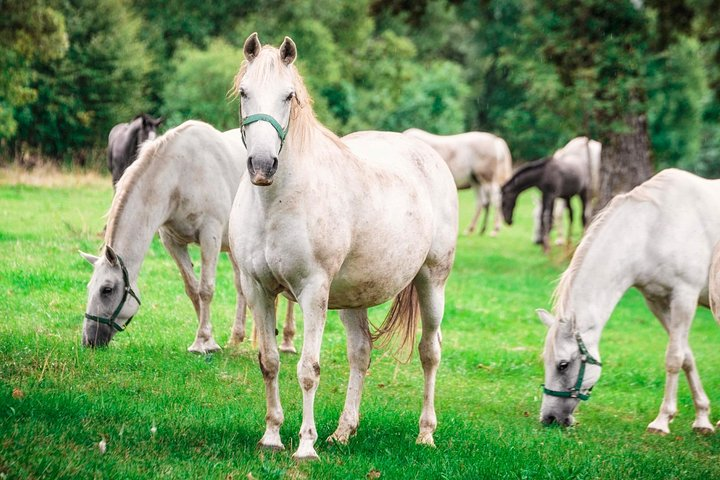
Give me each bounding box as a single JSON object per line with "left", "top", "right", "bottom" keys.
{"left": 107, "top": 113, "right": 163, "bottom": 188}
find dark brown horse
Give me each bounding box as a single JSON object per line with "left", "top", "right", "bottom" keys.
{"left": 107, "top": 113, "right": 163, "bottom": 188}
{"left": 501, "top": 154, "right": 591, "bottom": 252}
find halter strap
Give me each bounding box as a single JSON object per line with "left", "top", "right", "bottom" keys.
{"left": 542, "top": 331, "right": 602, "bottom": 401}
{"left": 241, "top": 113, "right": 288, "bottom": 152}
{"left": 84, "top": 253, "right": 141, "bottom": 332}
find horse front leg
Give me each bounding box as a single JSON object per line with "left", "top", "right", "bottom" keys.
{"left": 328, "top": 308, "right": 372, "bottom": 445}
{"left": 228, "top": 253, "right": 247, "bottom": 346}
{"left": 187, "top": 226, "right": 223, "bottom": 354}
{"left": 244, "top": 275, "right": 284, "bottom": 449}
{"left": 540, "top": 193, "right": 555, "bottom": 254}
{"left": 159, "top": 231, "right": 210, "bottom": 352}
{"left": 293, "top": 278, "right": 330, "bottom": 461}
{"left": 563, "top": 198, "right": 574, "bottom": 248}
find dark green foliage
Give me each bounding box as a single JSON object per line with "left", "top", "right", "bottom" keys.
{"left": 1, "top": 0, "right": 720, "bottom": 173}
{"left": 14, "top": 0, "right": 152, "bottom": 162}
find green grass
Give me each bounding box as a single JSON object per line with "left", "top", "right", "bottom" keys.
{"left": 2, "top": 177, "right": 720, "bottom": 479}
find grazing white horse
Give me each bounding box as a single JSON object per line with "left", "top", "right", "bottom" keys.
{"left": 81, "top": 121, "right": 296, "bottom": 353}
{"left": 538, "top": 169, "right": 720, "bottom": 434}
{"left": 229, "top": 33, "right": 457, "bottom": 460}
{"left": 403, "top": 128, "right": 512, "bottom": 236}
{"left": 531, "top": 137, "right": 601, "bottom": 245}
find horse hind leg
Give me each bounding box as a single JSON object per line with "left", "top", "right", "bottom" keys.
{"left": 327, "top": 308, "right": 372, "bottom": 445}
{"left": 279, "top": 299, "right": 297, "bottom": 353}
{"left": 464, "top": 183, "right": 485, "bottom": 235}
{"left": 412, "top": 264, "right": 450, "bottom": 447}
{"left": 644, "top": 292, "right": 712, "bottom": 434}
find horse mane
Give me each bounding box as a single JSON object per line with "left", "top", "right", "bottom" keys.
{"left": 232, "top": 45, "right": 349, "bottom": 155}
{"left": 503, "top": 157, "right": 549, "bottom": 190}
{"left": 552, "top": 172, "right": 668, "bottom": 317}
{"left": 105, "top": 120, "right": 207, "bottom": 246}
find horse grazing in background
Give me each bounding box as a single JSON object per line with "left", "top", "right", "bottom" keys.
{"left": 403, "top": 128, "right": 512, "bottom": 236}
{"left": 538, "top": 169, "right": 720, "bottom": 435}
{"left": 81, "top": 120, "right": 296, "bottom": 354}
{"left": 531, "top": 137, "right": 601, "bottom": 246}
{"left": 230, "top": 33, "right": 457, "bottom": 460}
{"left": 501, "top": 137, "right": 598, "bottom": 252}
{"left": 108, "top": 113, "right": 164, "bottom": 188}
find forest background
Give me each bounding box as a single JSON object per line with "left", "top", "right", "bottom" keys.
{"left": 3, "top": 0, "right": 720, "bottom": 204}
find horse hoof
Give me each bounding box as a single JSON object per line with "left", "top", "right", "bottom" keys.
{"left": 646, "top": 425, "right": 669, "bottom": 436}
{"left": 187, "top": 340, "right": 221, "bottom": 354}
{"left": 416, "top": 432, "right": 436, "bottom": 447}
{"left": 292, "top": 448, "right": 319, "bottom": 461}
{"left": 692, "top": 424, "right": 715, "bottom": 435}
{"left": 227, "top": 335, "right": 245, "bottom": 346}
{"left": 279, "top": 344, "right": 297, "bottom": 354}
{"left": 257, "top": 439, "right": 285, "bottom": 451}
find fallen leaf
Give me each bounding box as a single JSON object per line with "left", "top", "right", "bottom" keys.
{"left": 12, "top": 388, "right": 24, "bottom": 399}
{"left": 366, "top": 469, "right": 381, "bottom": 479}
{"left": 98, "top": 439, "right": 107, "bottom": 454}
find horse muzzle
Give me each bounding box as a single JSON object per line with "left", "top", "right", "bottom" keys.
{"left": 247, "top": 155, "right": 278, "bottom": 186}
{"left": 82, "top": 320, "right": 115, "bottom": 348}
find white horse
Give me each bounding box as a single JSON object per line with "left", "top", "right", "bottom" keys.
{"left": 81, "top": 120, "right": 296, "bottom": 353}
{"left": 229, "top": 33, "right": 458, "bottom": 460}
{"left": 531, "top": 137, "right": 601, "bottom": 245}
{"left": 538, "top": 168, "right": 720, "bottom": 434}
{"left": 403, "top": 128, "right": 512, "bottom": 236}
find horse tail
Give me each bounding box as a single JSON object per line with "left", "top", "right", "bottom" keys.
{"left": 371, "top": 283, "right": 421, "bottom": 363}
{"left": 709, "top": 244, "right": 720, "bottom": 326}
{"left": 493, "top": 138, "right": 513, "bottom": 185}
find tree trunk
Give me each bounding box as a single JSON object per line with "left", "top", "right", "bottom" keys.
{"left": 596, "top": 114, "right": 654, "bottom": 213}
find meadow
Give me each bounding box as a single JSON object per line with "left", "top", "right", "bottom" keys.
{"left": 2, "top": 169, "right": 720, "bottom": 479}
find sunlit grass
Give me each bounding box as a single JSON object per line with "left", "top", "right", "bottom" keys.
{"left": 2, "top": 175, "right": 720, "bottom": 479}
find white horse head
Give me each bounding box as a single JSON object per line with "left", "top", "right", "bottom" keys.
{"left": 80, "top": 246, "right": 141, "bottom": 347}
{"left": 537, "top": 309, "right": 603, "bottom": 426}
{"left": 236, "top": 32, "right": 298, "bottom": 186}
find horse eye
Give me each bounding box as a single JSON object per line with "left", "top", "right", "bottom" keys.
{"left": 101, "top": 286, "right": 113, "bottom": 296}
{"left": 558, "top": 361, "right": 569, "bottom": 371}
{"left": 239, "top": 88, "right": 248, "bottom": 99}
{"left": 285, "top": 92, "right": 295, "bottom": 102}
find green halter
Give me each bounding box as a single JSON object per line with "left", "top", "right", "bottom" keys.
{"left": 84, "top": 252, "right": 141, "bottom": 332}
{"left": 241, "top": 113, "right": 288, "bottom": 152}
{"left": 542, "top": 331, "right": 602, "bottom": 401}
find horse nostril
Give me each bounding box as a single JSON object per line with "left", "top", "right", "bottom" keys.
{"left": 541, "top": 415, "right": 557, "bottom": 425}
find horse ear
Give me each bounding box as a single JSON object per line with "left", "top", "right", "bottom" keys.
{"left": 279, "top": 36, "right": 296, "bottom": 65}
{"left": 244, "top": 32, "right": 261, "bottom": 61}
{"left": 536, "top": 309, "right": 556, "bottom": 328}
{"left": 154, "top": 116, "right": 164, "bottom": 127}
{"left": 105, "top": 245, "right": 118, "bottom": 266}
{"left": 79, "top": 251, "right": 99, "bottom": 265}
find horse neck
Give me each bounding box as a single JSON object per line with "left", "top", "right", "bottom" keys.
{"left": 508, "top": 164, "right": 545, "bottom": 197}
{"left": 106, "top": 167, "right": 172, "bottom": 279}
{"left": 263, "top": 116, "right": 347, "bottom": 198}
{"left": 555, "top": 212, "right": 638, "bottom": 344}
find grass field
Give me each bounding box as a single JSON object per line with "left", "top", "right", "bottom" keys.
{"left": 2, "top": 169, "right": 720, "bottom": 479}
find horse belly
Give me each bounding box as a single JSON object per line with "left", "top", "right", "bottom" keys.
{"left": 327, "top": 220, "right": 433, "bottom": 309}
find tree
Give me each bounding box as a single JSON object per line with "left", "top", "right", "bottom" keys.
{"left": 0, "top": 0, "right": 67, "bottom": 140}
{"left": 161, "top": 39, "right": 242, "bottom": 131}
{"left": 15, "top": 0, "right": 152, "bottom": 162}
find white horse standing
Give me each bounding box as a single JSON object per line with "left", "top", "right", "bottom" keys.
{"left": 531, "top": 136, "right": 601, "bottom": 245}
{"left": 404, "top": 128, "right": 512, "bottom": 236}
{"left": 81, "top": 121, "right": 296, "bottom": 353}
{"left": 229, "top": 34, "right": 458, "bottom": 460}
{"left": 538, "top": 169, "right": 720, "bottom": 434}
